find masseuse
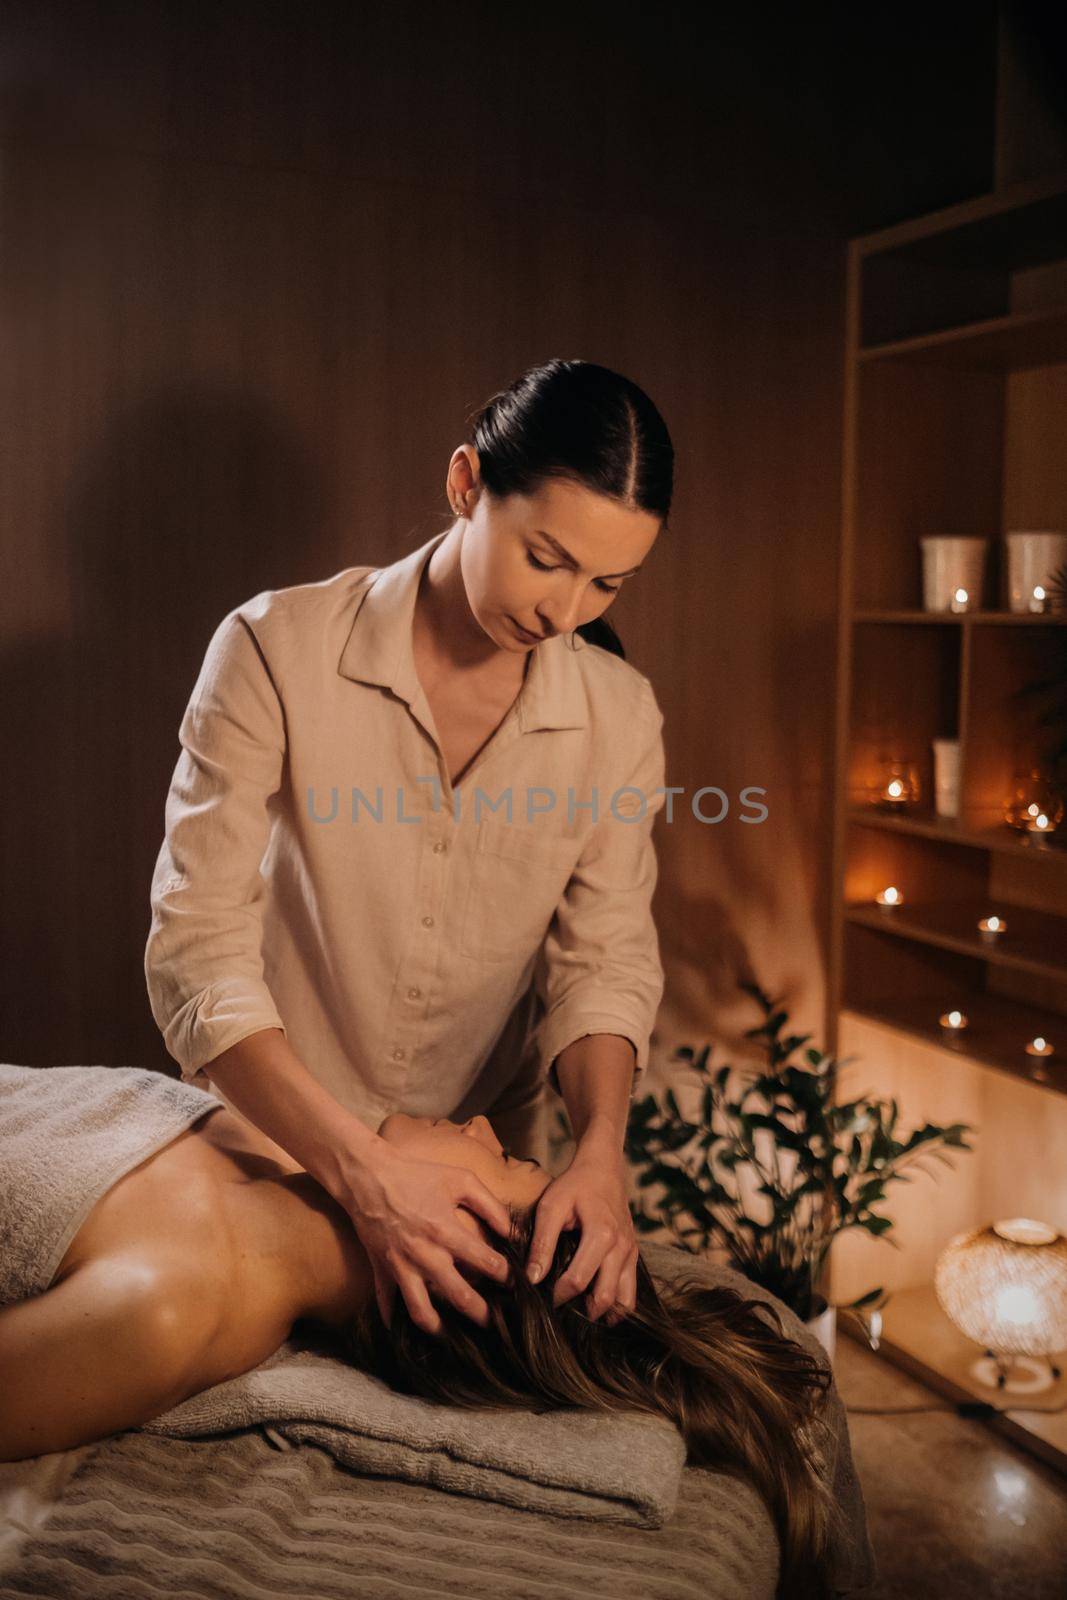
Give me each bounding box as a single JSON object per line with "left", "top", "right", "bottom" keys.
{"left": 145, "top": 358, "right": 672, "bottom": 1338}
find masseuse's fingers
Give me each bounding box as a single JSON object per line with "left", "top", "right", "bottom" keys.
{"left": 371, "top": 1261, "right": 397, "bottom": 1329}
{"left": 426, "top": 1260, "right": 491, "bottom": 1329}
{"left": 451, "top": 1173, "right": 513, "bottom": 1252}
{"left": 552, "top": 1225, "right": 616, "bottom": 1308}
{"left": 525, "top": 1192, "right": 568, "bottom": 1286}
{"left": 443, "top": 1221, "right": 511, "bottom": 1285}
{"left": 585, "top": 1236, "right": 632, "bottom": 1322}
{"left": 603, "top": 1245, "right": 639, "bottom": 1326}
{"left": 393, "top": 1260, "right": 444, "bottom": 1338}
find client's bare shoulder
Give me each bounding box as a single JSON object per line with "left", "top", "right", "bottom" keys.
{"left": 55, "top": 1104, "right": 305, "bottom": 1386}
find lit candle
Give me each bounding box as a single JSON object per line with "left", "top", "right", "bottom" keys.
{"left": 1026, "top": 811, "right": 1054, "bottom": 834}
{"left": 1026, "top": 1036, "right": 1053, "bottom": 1083}
{"left": 950, "top": 587, "right": 970, "bottom": 614}
{"left": 977, "top": 915, "right": 1007, "bottom": 943}
{"left": 876, "top": 886, "right": 904, "bottom": 911}
{"left": 939, "top": 1009, "right": 968, "bottom": 1038}
{"left": 874, "top": 759, "right": 920, "bottom": 811}
{"left": 1029, "top": 585, "right": 1049, "bottom": 615}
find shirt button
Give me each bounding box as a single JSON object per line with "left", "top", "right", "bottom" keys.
{"left": 392, "top": 1046, "right": 406, "bottom": 1062}
{"left": 422, "top": 914, "right": 435, "bottom": 928}
{"left": 433, "top": 841, "right": 447, "bottom": 854}
{"left": 407, "top": 986, "right": 422, "bottom": 1001}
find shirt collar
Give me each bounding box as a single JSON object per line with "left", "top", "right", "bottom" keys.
{"left": 337, "top": 529, "right": 589, "bottom": 732}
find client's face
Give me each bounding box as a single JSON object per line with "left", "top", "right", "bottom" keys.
{"left": 377, "top": 1113, "right": 550, "bottom": 1213}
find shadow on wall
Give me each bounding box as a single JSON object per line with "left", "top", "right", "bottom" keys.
{"left": 1, "top": 388, "right": 325, "bottom": 1065}
{"left": 650, "top": 862, "right": 784, "bottom": 1097}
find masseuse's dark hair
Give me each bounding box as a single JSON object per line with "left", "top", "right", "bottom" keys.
{"left": 465, "top": 360, "right": 674, "bottom": 660}
{"left": 341, "top": 1211, "right": 839, "bottom": 1600}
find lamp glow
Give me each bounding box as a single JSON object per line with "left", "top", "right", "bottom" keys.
{"left": 978, "top": 915, "right": 1006, "bottom": 943}
{"left": 934, "top": 1219, "right": 1067, "bottom": 1392}
{"left": 876, "top": 886, "right": 903, "bottom": 911}
{"left": 950, "top": 587, "right": 970, "bottom": 613}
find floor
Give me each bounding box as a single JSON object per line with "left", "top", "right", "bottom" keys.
{"left": 833, "top": 1333, "right": 1067, "bottom": 1598}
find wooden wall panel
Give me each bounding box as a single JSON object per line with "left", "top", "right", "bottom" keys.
{"left": 0, "top": 3, "right": 996, "bottom": 1083}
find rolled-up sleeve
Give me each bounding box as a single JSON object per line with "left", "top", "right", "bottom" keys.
{"left": 536, "top": 678, "right": 667, "bottom": 1094}
{"left": 144, "top": 609, "right": 288, "bottom": 1085}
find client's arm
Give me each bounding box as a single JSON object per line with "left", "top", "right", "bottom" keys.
{"left": 0, "top": 1259, "right": 227, "bottom": 1461}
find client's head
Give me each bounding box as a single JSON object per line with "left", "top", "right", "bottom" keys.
{"left": 342, "top": 1113, "right": 838, "bottom": 1600}
{"left": 377, "top": 1110, "right": 552, "bottom": 1211}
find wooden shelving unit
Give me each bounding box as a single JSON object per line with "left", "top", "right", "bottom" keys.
{"left": 828, "top": 168, "right": 1067, "bottom": 1099}
{"left": 829, "top": 23, "right": 1067, "bottom": 1483}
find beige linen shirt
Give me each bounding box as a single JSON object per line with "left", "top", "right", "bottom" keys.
{"left": 144, "top": 529, "right": 666, "bottom": 1143}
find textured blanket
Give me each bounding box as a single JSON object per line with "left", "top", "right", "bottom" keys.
{"left": 1, "top": 1429, "right": 787, "bottom": 1600}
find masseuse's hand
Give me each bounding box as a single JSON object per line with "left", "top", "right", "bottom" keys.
{"left": 526, "top": 1145, "right": 637, "bottom": 1325}
{"left": 345, "top": 1143, "right": 513, "bottom": 1337}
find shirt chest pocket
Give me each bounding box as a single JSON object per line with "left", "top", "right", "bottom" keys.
{"left": 460, "top": 819, "right": 582, "bottom": 964}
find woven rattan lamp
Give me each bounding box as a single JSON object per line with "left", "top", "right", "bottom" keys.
{"left": 934, "top": 1218, "right": 1067, "bottom": 1394}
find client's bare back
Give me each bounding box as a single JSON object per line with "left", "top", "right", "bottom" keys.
{"left": 0, "top": 1106, "right": 309, "bottom": 1460}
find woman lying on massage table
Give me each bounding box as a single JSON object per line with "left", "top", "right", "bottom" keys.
{"left": 0, "top": 1067, "right": 836, "bottom": 1599}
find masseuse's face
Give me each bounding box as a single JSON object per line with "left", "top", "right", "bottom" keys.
{"left": 448, "top": 449, "right": 660, "bottom": 650}
{"left": 377, "top": 1113, "right": 550, "bottom": 1214}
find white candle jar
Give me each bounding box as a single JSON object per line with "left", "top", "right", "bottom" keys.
{"left": 920, "top": 537, "right": 989, "bottom": 613}
{"left": 1005, "top": 532, "right": 1067, "bottom": 614}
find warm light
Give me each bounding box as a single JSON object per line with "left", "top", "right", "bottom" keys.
{"left": 992, "top": 1466, "right": 1028, "bottom": 1502}
{"left": 935, "top": 1220, "right": 1067, "bottom": 1391}
{"left": 950, "top": 586, "right": 970, "bottom": 613}
{"left": 1025, "top": 1037, "right": 1054, "bottom": 1058}
{"left": 1004, "top": 766, "right": 1064, "bottom": 834}
{"left": 1029, "top": 585, "right": 1049, "bottom": 614}
{"left": 876, "top": 886, "right": 903, "bottom": 911}
{"left": 994, "top": 1284, "right": 1041, "bottom": 1326}
{"left": 872, "top": 758, "right": 921, "bottom": 811}
{"left": 939, "top": 1009, "right": 968, "bottom": 1037}
{"left": 978, "top": 915, "right": 1006, "bottom": 942}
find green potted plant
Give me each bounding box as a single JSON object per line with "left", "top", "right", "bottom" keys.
{"left": 622, "top": 982, "right": 974, "bottom": 1348}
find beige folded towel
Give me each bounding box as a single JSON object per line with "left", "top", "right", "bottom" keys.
{"left": 143, "top": 1339, "right": 687, "bottom": 1527}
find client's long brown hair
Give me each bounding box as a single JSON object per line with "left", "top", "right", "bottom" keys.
{"left": 340, "top": 1210, "right": 838, "bottom": 1600}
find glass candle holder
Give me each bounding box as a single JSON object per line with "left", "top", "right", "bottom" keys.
{"left": 1026, "top": 1036, "right": 1054, "bottom": 1083}
{"left": 939, "top": 1009, "right": 969, "bottom": 1040}
{"left": 871, "top": 759, "right": 921, "bottom": 812}
{"left": 1004, "top": 767, "right": 1065, "bottom": 836}
{"left": 977, "top": 915, "right": 1007, "bottom": 944}
{"left": 875, "top": 886, "right": 904, "bottom": 912}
